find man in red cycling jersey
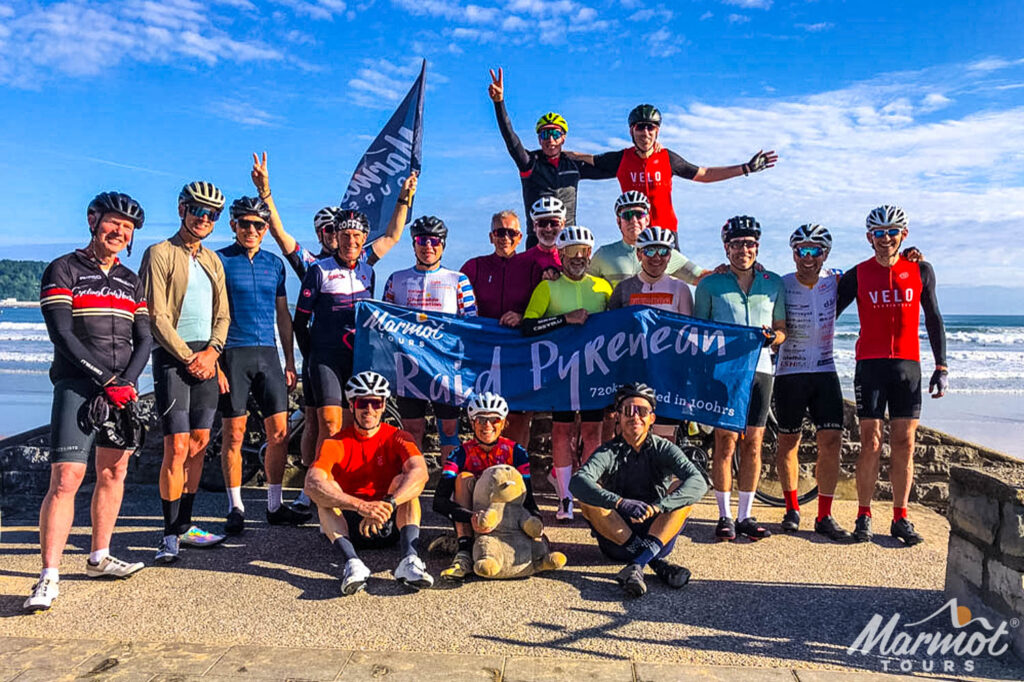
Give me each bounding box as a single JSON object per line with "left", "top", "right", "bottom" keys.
{"left": 433, "top": 392, "right": 539, "bottom": 581}
{"left": 836, "top": 205, "right": 947, "bottom": 546}
{"left": 570, "top": 105, "right": 777, "bottom": 233}
{"left": 305, "top": 371, "right": 433, "bottom": 594}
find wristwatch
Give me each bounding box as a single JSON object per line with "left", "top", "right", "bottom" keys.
{"left": 383, "top": 495, "right": 398, "bottom": 514}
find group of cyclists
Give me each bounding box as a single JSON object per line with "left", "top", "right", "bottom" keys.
{"left": 24, "top": 71, "right": 948, "bottom": 610}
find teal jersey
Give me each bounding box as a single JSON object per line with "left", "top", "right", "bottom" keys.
{"left": 588, "top": 239, "right": 705, "bottom": 286}
{"left": 176, "top": 255, "right": 214, "bottom": 343}
{"left": 693, "top": 268, "right": 786, "bottom": 373}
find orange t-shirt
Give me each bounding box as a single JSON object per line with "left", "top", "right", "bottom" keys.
{"left": 311, "top": 423, "right": 420, "bottom": 501}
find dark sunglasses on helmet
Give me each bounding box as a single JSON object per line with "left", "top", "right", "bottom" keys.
{"left": 538, "top": 129, "right": 564, "bottom": 141}
{"left": 619, "top": 209, "right": 648, "bottom": 221}
{"left": 535, "top": 218, "right": 562, "bottom": 228}
{"left": 353, "top": 397, "right": 385, "bottom": 410}
{"left": 473, "top": 415, "right": 503, "bottom": 425}
{"left": 620, "top": 404, "right": 652, "bottom": 418}
{"left": 236, "top": 219, "right": 267, "bottom": 232}
{"left": 185, "top": 205, "right": 221, "bottom": 221}
{"left": 632, "top": 122, "right": 659, "bottom": 132}
{"left": 414, "top": 235, "right": 443, "bottom": 247}
{"left": 794, "top": 246, "right": 825, "bottom": 258}
{"left": 641, "top": 246, "right": 671, "bottom": 258}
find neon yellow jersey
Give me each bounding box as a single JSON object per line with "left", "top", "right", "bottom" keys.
{"left": 523, "top": 274, "right": 613, "bottom": 319}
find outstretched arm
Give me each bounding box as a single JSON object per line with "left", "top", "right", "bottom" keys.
{"left": 490, "top": 67, "right": 532, "bottom": 171}
{"left": 692, "top": 149, "right": 777, "bottom": 183}
{"left": 250, "top": 152, "right": 300, "bottom": 258}
{"left": 370, "top": 172, "right": 418, "bottom": 260}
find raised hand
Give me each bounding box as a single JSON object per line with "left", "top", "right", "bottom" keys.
{"left": 251, "top": 151, "right": 270, "bottom": 197}
{"left": 488, "top": 67, "right": 504, "bottom": 102}
{"left": 400, "top": 171, "right": 418, "bottom": 203}
{"left": 742, "top": 149, "right": 778, "bottom": 175}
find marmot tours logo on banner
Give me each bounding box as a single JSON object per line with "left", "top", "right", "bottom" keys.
{"left": 847, "top": 598, "right": 1015, "bottom": 674}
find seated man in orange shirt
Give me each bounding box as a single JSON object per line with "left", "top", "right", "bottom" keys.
{"left": 304, "top": 371, "right": 434, "bottom": 595}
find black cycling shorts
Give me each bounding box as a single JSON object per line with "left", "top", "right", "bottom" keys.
{"left": 855, "top": 359, "right": 922, "bottom": 420}
{"left": 341, "top": 509, "right": 399, "bottom": 549}
{"left": 551, "top": 409, "right": 606, "bottom": 423}
{"left": 152, "top": 342, "right": 219, "bottom": 435}
{"left": 395, "top": 396, "right": 461, "bottom": 421}
{"left": 49, "top": 378, "right": 131, "bottom": 463}
{"left": 746, "top": 372, "right": 774, "bottom": 428}
{"left": 219, "top": 346, "right": 289, "bottom": 419}
{"left": 307, "top": 347, "right": 354, "bottom": 409}
{"left": 773, "top": 372, "right": 844, "bottom": 434}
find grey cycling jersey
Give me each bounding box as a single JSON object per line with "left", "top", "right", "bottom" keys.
{"left": 776, "top": 272, "right": 838, "bottom": 376}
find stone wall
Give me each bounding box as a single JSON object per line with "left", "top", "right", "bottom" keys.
{"left": 944, "top": 465, "right": 1024, "bottom": 661}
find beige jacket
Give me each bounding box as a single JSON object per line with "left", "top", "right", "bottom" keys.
{"left": 140, "top": 233, "right": 230, "bottom": 363}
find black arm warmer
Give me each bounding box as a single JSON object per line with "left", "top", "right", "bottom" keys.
{"left": 835, "top": 267, "right": 858, "bottom": 317}
{"left": 432, "top": 475, "right": 473, "bottom": 523}
{"left": 919, "top": 262, "right": 947, "bottom": 366}
{"left": 494, "top": 101, "right": 532, "bottom": 171}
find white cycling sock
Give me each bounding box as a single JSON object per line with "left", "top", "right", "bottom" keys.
{"left": 294, "top": 490, "right": 311, "bottom": 507}
{"left": 88, "top": 548, "right": 109, "bottom": 564}
{"left": 553, "top": 466, "right": 573, "bottom": 501}
{"left": 267, "top": 484, "right": 283, "bottom": 513}
{"left": 227, "top": 486, "right": 244, "bottom": 513}
{"left": 40, "top": 567, "right": 59, "bottom": 582}
{"left": 738, "top": 491, "right": 755, "bottom": 522}
{"left": 715, "top": 490, "right": 732, "bottom": 519}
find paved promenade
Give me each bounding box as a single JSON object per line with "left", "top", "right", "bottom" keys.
{"left": 1, "top": 486, "right": 1021, "bottom": 680}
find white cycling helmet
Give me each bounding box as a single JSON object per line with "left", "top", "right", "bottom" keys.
{"left": 789, "top": 223, "right": 832, "bottom": 252}
{"left": 530, "top": 196, "right": 566, "bottom": 221}
{"left": 314, "top": 206, "right": 340, "bottom": 233}
{"left": 344, "top": 371, "right": 391, "bottom": 402}
{"left": 866, "top": 205, "right": 908, "bottom": 231}
{"left": 556, "top": 225, "right": 595, "bottom": 250}
{"left": 636, "top": 226, "right": 676, "bottom": 250}
{"left": 466, "top": 392, "right": 509, "bottom": 419}
{"left": 178, "top": 181, "right": 225, "bottom": 209}
{"left": 614, "top": 190, "right": 650, "bottom": 216}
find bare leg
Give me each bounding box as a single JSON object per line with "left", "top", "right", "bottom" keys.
{"left": 712, "top": 429, "right": 739, "bottom": 495}
{"left": 438, "top": 418, "right": 458, "bottom": 459}
{"left": 453, "top": 472, "right": 476, "bottom": 539}
{"left": 578, "top": 503, "right": 632, "bottom": 545}
{"left": 182, "top": 429, "right": 211, "bottom": 494}
{"left": 263, "top": 412, "right": 289, "bottom": 485}
{"left": 579, "top": 420, "right": 603, "bottom": 465}
{"left": 220, "top": 415, "right": 247, "bottom": 489}
{"left": 889, "top": 418, "right": 918, "bottom": 509}
{"left": 159, "top": 433, "right": 191, "bottom": 500}
{"left": 505, "top": 412, "right": 532, "bottom": 449}
{"left": 737, "top": 426, "right": 765, "bottom": 493}
{"left": 776, "top": 432, "right": 801, "bottom": 494}
{"left": 39, "top": 463, "right": 86, "bottom": 570}
{"left": 403, "top": 417, "right": 427, "bottom": 452}
{"left": 857, "top": 419, "right": 884, "bottom": 507}
{"left": 89, "top": 448, "right": 132, "bottom": 553}
{"left": 316, "top": 406, "right": 343, "bottom": 455}
{"left": 815, "top": 429, "right": 843, "bottom": 497}
{"left": 300, "top": 406, "right": 318, "bottom": 467}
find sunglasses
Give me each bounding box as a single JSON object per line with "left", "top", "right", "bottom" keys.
{"left": 414, "top": 235, "right": 444, "bottom": 247}
{"left": 620, "top": 404, "right": 652, "bottom": 418}
{"left": 641, "top": 246, "right": 671, "bottom": 258}
{"left": 538, "top": 129, "right": 564, "bottom": 141}
{"left": 870, "top": 228, "right": 902, "bottom": 239}
{"left": 353, "top": 397, "right": 385, "bottom": 410}
{"left": 794, "top": 246, "right": 825, "bottom": 258}
{"left": 535, "top": 218, "right": 562, "bottom": 228}
{"left": 728, "top": 240, "right": 759, "bottom": 250}
{"left": 473, "top": 415, "right": 503, "bottom": 426}
{"left": 633, "top": 123, "right": 659, "bottom": 132}
{"left": 619, "top": 209, "right": 648, "bottom": 221}
{"left": 236, "top": 219, "right": 267, "bottom": 232}
{"left": 185, "top": 205, "right": 221, "bottom": 222}
{"left": 492, "top": 228, "right": 521, "bottom": 240}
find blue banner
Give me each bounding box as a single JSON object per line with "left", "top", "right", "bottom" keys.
{"left": 341, "top": 60, "right": 425, "bottom": 242}
{"left": 353, "top": 301, "right": 765, "bottom": 432}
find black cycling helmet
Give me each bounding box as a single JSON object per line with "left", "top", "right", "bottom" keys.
{"left": 87, "top": 192, "right": 145, "bottom": 230}
{"left": 614, "top": 382, "right": 657, "bottom": 410}
{"left": 229, "top": 196, "right": 271, "bottom": 222}
{"left": 335, "top": 209, "right": 370, "bottom": 234}
{"left": 628, "top": 104, "right": 662, "bottom": 127}
{"left": 410, "top": 215, "right": 448, "bottom": 241}
{"left": 721, "top": 215, "right": 762, "bottom": 243}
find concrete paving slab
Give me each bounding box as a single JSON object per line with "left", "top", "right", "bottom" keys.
{"left": 206, "top": 645, "right": 352, "bottom": 680}
{"left": 503, "top": 656, "right": 634, "bottom": 682}
{"left": 76, "top": 640, "right": 229, "bottom": 676}
{"left": 636, "top": 662, "right": 796, "bottom": 681}
{"left": 8, "top": 669, "right": 154, "bottom": 682}
{"left": 0, "top": 636, "right": 110, "bottom": 671}
{"left": 339, "top": 650, "right": 504, "bottom": 681}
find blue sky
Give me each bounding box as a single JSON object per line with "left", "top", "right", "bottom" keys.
{"left": 1, "top": 0, "right": 1023, "bottom": 309}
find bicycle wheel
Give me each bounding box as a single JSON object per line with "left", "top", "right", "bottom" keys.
{"left": 679, "top": 444, "right": 712, "bottom": 488}
{"left": 752, "top": 409, "right": 819, "bottom": 506}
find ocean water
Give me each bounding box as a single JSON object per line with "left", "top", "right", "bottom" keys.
{"left": 1, "top": 307, "right": 1022, "bottom": 458}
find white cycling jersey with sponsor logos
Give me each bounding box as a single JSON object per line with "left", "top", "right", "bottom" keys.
{"left": 607, "top": 272, "right": 693, "bottom": 315}
{"left": 776, "top": 271, "right": 840, "bottom": 376}
{"left": 382, "top": 265, "right": 478, "bottom": 316}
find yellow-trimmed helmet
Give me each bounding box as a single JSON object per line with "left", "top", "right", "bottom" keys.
{"left": 535, "top": 112, "right": 568, "bottom": 134}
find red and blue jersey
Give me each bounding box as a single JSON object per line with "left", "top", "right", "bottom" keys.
{"left": 442, "top": 437, "right": 531, "bottom": 479}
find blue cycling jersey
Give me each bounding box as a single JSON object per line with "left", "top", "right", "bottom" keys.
{"left": 296, "top": 251, "right": 376, "bottom": 352}
{"left": 216, "top": 243, "right": 287, "bottom": 349}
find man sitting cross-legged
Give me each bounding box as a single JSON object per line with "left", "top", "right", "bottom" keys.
{"left": 570, "top": 383, "right": 708, "bottom": 598}
{"left": 304, "top": 371, "right": 434, "bottom": 595}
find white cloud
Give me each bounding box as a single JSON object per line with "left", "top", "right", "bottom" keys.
{"left": 797, "top": 22, "right": 833, "bottom": 32}
{"left": 700, "top": 11, "right": 713, "bottom": 20}
{"left": 727, "top": 14, "right": 749, "bottom": 24}
{"left": 722, "top": 0, "right": 772, "bottom": 9}
{"left": 207, "top": 99, "right": 282, "bottom": 126}
{"left": 629, "top": 6, "right": 672, "bottom": 23}
{"left": 347, "top": 56, "right": 434, "bottom": 108}
{"left": 273, "top": 1, "right": 348, "bottom": 21}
